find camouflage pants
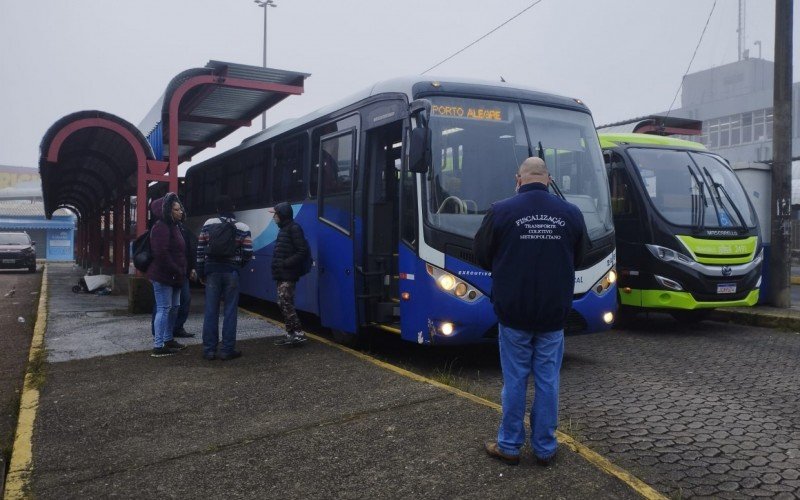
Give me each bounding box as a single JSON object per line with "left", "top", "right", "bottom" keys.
{"left": 277, "top": 281, "right": 301, "bottom": 334}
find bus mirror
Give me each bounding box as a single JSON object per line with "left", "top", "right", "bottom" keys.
{"left": 409, "top": 127, "right": 430, "bottom": 173}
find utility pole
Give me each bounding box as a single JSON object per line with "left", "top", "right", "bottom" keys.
{"left": 254, "top": 0, "right": 277, "bottom": 130}
{"left": 768, "top": 0, "right": 793, "bottom": 307}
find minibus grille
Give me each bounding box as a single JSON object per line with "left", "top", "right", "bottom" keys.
{"left": 692, "top": 290, "right": 751, "bottom": 302}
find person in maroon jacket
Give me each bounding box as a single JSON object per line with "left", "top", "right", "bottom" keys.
{"left": 147, "top": 192, "right": 189, "bottom": 357}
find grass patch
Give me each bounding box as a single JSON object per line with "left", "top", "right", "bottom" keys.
{"left": 27, "top": 347, "right": 47, "bottom": 391}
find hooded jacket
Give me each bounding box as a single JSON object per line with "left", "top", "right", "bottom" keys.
{"left": 146, "top": 193, "right": 187, "bottom": 287}
{"left": 473, "top": 182, "right": 588, "bottom": 332}
{"left": 271, "top": 202, "right": 309, "bottom": 282}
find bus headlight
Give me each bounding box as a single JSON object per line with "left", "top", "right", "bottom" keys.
{"left": 646, "top": 244, "right": 694, "bottom": 265}
{"left": 654, "top": 274, "right": 683, "bottom": 291}
{"left": 438, "top": 274, "right": 456, "bottom": 291}
{"left": 593, "top": 267, "right": 617, "bottom": 295}
{"left": 426, "top": 263, "right": 483, "bottom": 302}
{"left": 440, "top": 322, "right": 455, "bottom": 336}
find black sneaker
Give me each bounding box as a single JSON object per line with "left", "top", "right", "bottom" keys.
{"left": 274, "top": 335, "right": 294, "bottom": 346}
{"left": 173, "top": 328, "right": 195, "bottom": 338}
{"left": 219, "top": 350, "right": 242, "bottom": 361}
{"left": 290, "top": 333, "right": 308, "bottom": 345}
{"left": 164, "top": 340, "right": 186, "bottom": 350}
{"left": 151, "top": 346, "right": 178, "bottom": 357}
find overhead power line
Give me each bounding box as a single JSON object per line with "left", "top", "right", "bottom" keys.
{"left": 421, "top": 0, "right": 544, "bottom": 75}
{"left": 666, "top": 0, "right": 718, "bottom": 117}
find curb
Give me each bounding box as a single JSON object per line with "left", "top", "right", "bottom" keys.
{"left": 4, "top": 266, "right": 48, "bottom": 500}
{"left": 712, "top": 308, "right": 800, "bottom": 331}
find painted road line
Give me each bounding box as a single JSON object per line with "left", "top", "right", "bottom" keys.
{"left": 248, "top": 309, "right": 666, "bottom": 500}
{"left": 4, "top": 266, "right": 48, "bottom": 500}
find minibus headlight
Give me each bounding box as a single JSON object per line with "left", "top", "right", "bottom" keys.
{"left": 655, "top": 274, "right": 683, "bottom": 291}
{"left": 646, "top": 244, "right": 693, "bottom": 265}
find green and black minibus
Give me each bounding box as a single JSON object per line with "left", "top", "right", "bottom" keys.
{"left": 600, "top": 133, "right": 762, "bottom": 322}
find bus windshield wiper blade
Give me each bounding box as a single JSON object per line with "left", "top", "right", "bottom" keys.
{"left": 702, "top": 166, "right": 748, "bottom": 231}
{"left": 548, "top": 174, "right": 566, "bottom": 200}
{"left": 686, "top": 165, "right": 707, "bottom": 232}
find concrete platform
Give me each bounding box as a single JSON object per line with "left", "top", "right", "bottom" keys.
{"left": 25, "top": 264, "right": 645, "bottom": 499}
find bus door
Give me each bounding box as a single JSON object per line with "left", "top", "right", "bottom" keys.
{"left": 360, "top": 109, "right": 405, "bottom": 332}
{"left": 606, "top": 149, "right": 645, "bottom": 306}
{"left": 317, "top": 129, "right": 358, "bottom": 334}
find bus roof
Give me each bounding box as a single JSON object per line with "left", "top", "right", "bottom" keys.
{"left": 598, "top": 133, "right": 707, "bottom": 151}
{"left": 187, "top": 76, "right": 591, "bottom": 176}
{"left": 239, "top": 76, "right": 587, "bottom": 147}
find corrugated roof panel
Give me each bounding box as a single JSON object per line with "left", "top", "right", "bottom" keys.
{"left": 141, "top": 61, "right": 308, "bottom": 164}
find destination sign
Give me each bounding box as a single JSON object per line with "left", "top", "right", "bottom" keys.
{"left": 431, "top": 105, "right": 504, "bottom": 121}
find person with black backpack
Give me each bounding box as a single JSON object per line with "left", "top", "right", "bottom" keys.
{"left": 270, "top": 202, "right": 311, "bottom": 346}
{"left": 196, "top": 195, "right": 253, "bottom": 361}
{"left": 147, "top": 192, "right": 189, "bottom": 358}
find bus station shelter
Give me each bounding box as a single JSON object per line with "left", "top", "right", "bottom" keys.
{"left": 39, "top": 61, "right": 308, "bottom": 274}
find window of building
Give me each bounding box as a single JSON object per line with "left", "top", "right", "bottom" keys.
{"left": 765, "top": 108, "right": 774, "bottom": 140}
{"left": 741, "top": 112, "right": 753, "bottom": 143}
{"left": 753, "top": 109, "right": 765, "bottom": 141}
{"left": 719, "top": 115, "right": 730, "bottom": 147}
{"left": 707, "top": 118, "right": 719, "bottom": 148}
{"left": 729, "top": 114, "right": 741, "bottom": 146}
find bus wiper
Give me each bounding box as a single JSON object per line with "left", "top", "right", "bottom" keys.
{"left": 686, "top": 165, "right": 707, "bottom": 232}
{"left": 537, "top": 141, "right": 565, "bottom": 200}
{"left": 548, "top": 174, "right": 566, "bottom": 200}
{"left": 702, "top": 166, "right": 748, "bottom": 231}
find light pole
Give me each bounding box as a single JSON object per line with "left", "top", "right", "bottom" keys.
{"left": 254, "top": 0, "right": 277, "bottom": 130}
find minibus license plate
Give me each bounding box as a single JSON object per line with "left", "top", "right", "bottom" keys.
{"left": 717, "top": 283, "right": 736, "bottom": 294}
{"left": 2, "top": 259, "right": 15, "bottom": 264}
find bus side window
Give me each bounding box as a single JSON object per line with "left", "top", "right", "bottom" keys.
{"left": 310, "top": 115, "right": 360, "bottom": 198}
{"left": 319, "top": 131, "right": 355, "bottom": 233}
{"left": 608, "top": 153, "right": 635, "bottom": 217}
{"left": 273, "top": 135, "right": 308, "bottom": 203}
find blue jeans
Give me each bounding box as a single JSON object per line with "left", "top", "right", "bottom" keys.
{"left": 202, "top": 271, "right": 240, "bottom": 356}
{"left": 152, "top": 280, "right": 181, "bottom": 349}
{"left": 497, "top": 324, "right": 564, "bottom": 459}
{"left": 151, "top": 279, "right": 191, "bottom": 335}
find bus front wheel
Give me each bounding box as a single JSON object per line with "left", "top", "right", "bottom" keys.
{"left": 669, "top": 309, "right": 712, "bottom": 324}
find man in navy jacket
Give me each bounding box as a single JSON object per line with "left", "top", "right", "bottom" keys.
{"left": 474, "top": 157, "right": 588, "bottom": 466}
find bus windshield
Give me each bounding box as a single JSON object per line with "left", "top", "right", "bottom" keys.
{"left": 627, "top": 148, "right": 757, "bottom": 229}
{"left": 425, "top": 97, "right": 613, "bottom": 240}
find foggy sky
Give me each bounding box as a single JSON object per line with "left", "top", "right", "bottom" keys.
{"left": 1, "top": 0, "right": 795, "bottom": 174}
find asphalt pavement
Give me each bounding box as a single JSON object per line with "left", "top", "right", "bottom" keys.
{"left": 10, "top": 262, "right": 800, "bottom": 499}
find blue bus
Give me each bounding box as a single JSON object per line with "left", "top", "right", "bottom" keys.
{"left": 183, "top": 77, "right": 617, "bottom": 345}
